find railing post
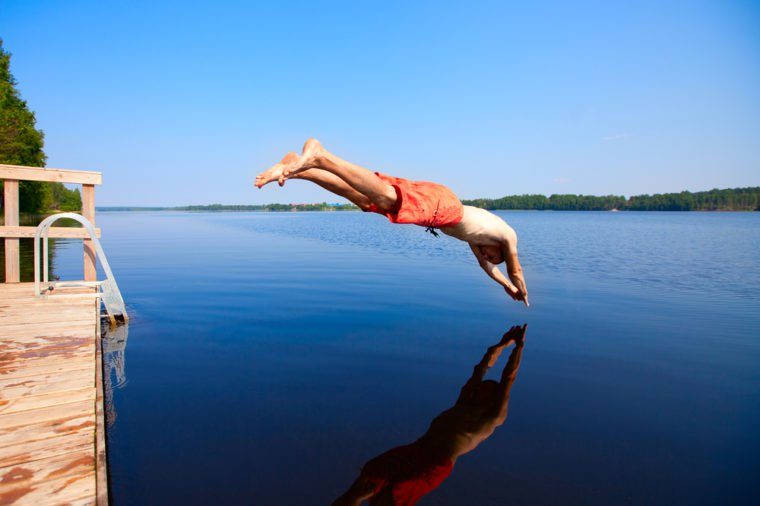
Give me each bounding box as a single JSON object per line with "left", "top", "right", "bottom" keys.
{"left": 3, "top": 180, "right": 20, "bottom": 282}
{"left": 82, "top": 184, "right": 96, "bottom": 281}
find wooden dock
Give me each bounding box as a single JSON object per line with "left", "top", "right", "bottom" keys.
{"left": 1, "top": 165, "right": 109, "bottom": 505}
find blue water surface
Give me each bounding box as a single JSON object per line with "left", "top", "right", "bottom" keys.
{"left": 50, "top": 211, "right": 760, "bottom": 505}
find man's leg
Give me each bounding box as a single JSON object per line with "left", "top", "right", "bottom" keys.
{"left": 255, "top": 146, "right": 390, "bottom": 211}
{"left": 281, "top": 139, "right": 398, "bottom": 212}
{"left": 291, "top": 169, "right": 373, "bottom": 210}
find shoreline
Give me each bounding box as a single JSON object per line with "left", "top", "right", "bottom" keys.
{"left": 92, "top": 207, "right": 759, "bottom": 213}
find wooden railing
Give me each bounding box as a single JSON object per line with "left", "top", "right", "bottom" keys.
{"left": 1, "top": 164, "right": 102, "bottom": 283}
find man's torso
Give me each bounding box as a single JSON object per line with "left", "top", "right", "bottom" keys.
{"left": 440, "top": 206, "right": 510, "bottom": 246}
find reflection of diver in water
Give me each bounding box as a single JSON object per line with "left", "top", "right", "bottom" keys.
{"left": 333, "top": 324, "right": 527, "bottom": 506}
{"left": 102, "top": 322, "right": 129, "bottom": 427}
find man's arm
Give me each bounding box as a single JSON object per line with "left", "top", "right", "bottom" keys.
{"left": 494, "top": 324, "right": 527, "bottom": 421}
{"left": 469, "top": 244, "right": 527, "bottom": 306}
{"left": 457, "top": 339, "right": 504, "bottom": 403}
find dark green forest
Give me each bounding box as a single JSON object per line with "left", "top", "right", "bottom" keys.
{"left": 98, "top": 188, "right": 759, "bottom": 212}
{"left": 178, "top": 203, "right": 358, "bottom": 211}
{"left": 463, "top": 187, "right": 760, "bottom": 211}
{"left": 0, "top": 39, "right": 81, "bottom": 213}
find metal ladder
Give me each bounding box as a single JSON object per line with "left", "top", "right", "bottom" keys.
{"left": 34, "top": 212, "right": 128, "bottom": 324}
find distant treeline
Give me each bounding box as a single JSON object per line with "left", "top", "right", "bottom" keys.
{"left": 463, "top": 187, "right": 760, "bottom": 211}
{"left": 98, "top": 188, "right": 760, "bottom": 213}
{"left": 180, "top": 203, "right": 358, "bottom": 211}
{"left": 98, "top": 203, "right": 359, "bottom": 212}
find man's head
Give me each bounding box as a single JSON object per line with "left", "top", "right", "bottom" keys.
{"left": 478, "top": 245, "right": 504, "bottom": 264}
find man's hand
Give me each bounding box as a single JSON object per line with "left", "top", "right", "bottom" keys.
{"left": 507, "top": 268, "right": 529, "bottom": 307}
{"left": 486, "top": 324, "right": 526, "bottom": 365}
{"left": 482, "top": 325, "right": 525, "bottom": 368}
{"left": 502, "top": 269, "right": 529, "bottom": 307}
{"left": 469, "top": 242, "right": 529, "bottom": 307}
{"left": 499, "top": 324, "right": 527, "bottom": 347}
{"left": 500, "top": 236, "right": 529, "bottom": 307}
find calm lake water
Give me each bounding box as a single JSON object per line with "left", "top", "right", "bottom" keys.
{"left": 44, "top": 211, "right": 760, "bottom": 504}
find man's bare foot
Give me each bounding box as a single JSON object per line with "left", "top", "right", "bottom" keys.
{"left": 279, "top": 138, "right": 325, "bottom": 184}
{"left": 255, "top": 152, "right": 299, "bottom": 188}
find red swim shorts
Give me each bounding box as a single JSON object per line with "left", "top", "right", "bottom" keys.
{"left": 361, "top": 443, "right": 455, "bottom": 505}
{"left": 367, "top": 172, "right": 464, "bottom": 228}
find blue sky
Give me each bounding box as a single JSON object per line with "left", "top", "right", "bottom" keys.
{"left": 1, "top": 0, "right": 758, "bottom": 206}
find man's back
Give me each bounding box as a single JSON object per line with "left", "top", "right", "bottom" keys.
{"left": 440, "top": 205, "right": 515, "bottom": 246}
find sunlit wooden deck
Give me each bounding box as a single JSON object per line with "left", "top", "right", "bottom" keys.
{"left": 1, "top": 164, "right": 108, "bottom": 505}
{"left": 0, "top": 283, "right": 107, "bottom": 505}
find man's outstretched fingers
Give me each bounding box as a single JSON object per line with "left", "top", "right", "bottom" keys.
{"left": 504, "top": 283, "right": 520, "bottom": 301}
{"left": 499, "top": 325, "right": 526, "bottom": 346}
{"left": 516, "top": 324, "right": 528, "bottom": 343}
{"left": 510, "top": 275, "right": 529, "bottom": 307}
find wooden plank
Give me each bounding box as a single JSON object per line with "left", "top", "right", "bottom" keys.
{"left": 0, "top": 470, "right": 95, "bottom": 505}
{"left": 0, "top": 387, "right": 95, "bottom": 416}
{"left": 0, "top": 301, "right": 94, "bottom": 316}
{"left": 0, "top": 356, "right": 92, "bottom": 381}
{"left": 3, "top": 179, "right": 20, "bottom": 283}
{"left": 0, "top": 322, "right": 93, "bottom": 337}
{"left": 0, "top": 357, "right": 92, "bottom": 376}
{"left": 0, "top": 326, "right": 92, "bottom": 340}
{"left": 0, "top": 430, "right": 92, "bottom": 468}
{"left": 0, "top": 295, "right": 99, "bottom": 306}
{"left": 0, "top": 300, "right": 96, "bottom": 311}
{"left": 0, "top": 369, "right": 93, "bottom": 400}
{"left": 0, "top": 448, "right": 94, "bottom": 484}
{"left": 0, "top": 319, "right": 96, "bottom": 334}
{"left": 0, "top": 328, "right": 94, "bottom": 344}
{"left": 0, "top": 347, "right": 92, "bottom": 366}
{"left": 0, "top": 292, "right": 95, "bottom": 303}
{"left": 0, "top": 309, "right": 96, "bottom": 325}
{"left": 0, "top": 303, "right": 92, "bottom": 313}
{"left": 0, "top": 308, "right": 95, "bottom": 324}
{"left": 0, "top": 340, "right": 92, "bottom": 367}
{"left": 0, "top": 309, "right": 95, "bottom": 321}
{"left": 0, "top": 400, "right": 93, "bottom": 432}
{"left": 0, "top": 285, "right": 94, "bottom": 298}
{"left": 0, "top": 307, "right": 95, "bottom": 319}
{"left": 82, "top": 185, "right": 97, "bottom": 282}
{"left": 0, "top": 226, "right": 101, "bottom": 239}
{"left": 70, "top": 496, "right": 100, "bottom": 506}
{"left": 0, "top": 328, "right": 95, "bottom": 345}
{"left": 0, "top": 412, "right": 94, "bottom": 449}
{"left": 0, "top": 284, "right": 93, "bottom": 293}
{"left": 0, "top": 349, "right": 91, "bottom": 372}
{"left": 94, "top": 318, "right": 108, "bottom": 506}
{"left": 0, "top": 449, "right": 95, "bottom": 504}
{"left": 0, "top": 164, "right": 102, "bottom": 185}
{"left": 0, "top": 338, "right": 95, "bottom": 354}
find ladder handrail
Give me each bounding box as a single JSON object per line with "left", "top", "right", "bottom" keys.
{"left": 34, "top": 212, "right": 127, "bottom": 322}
